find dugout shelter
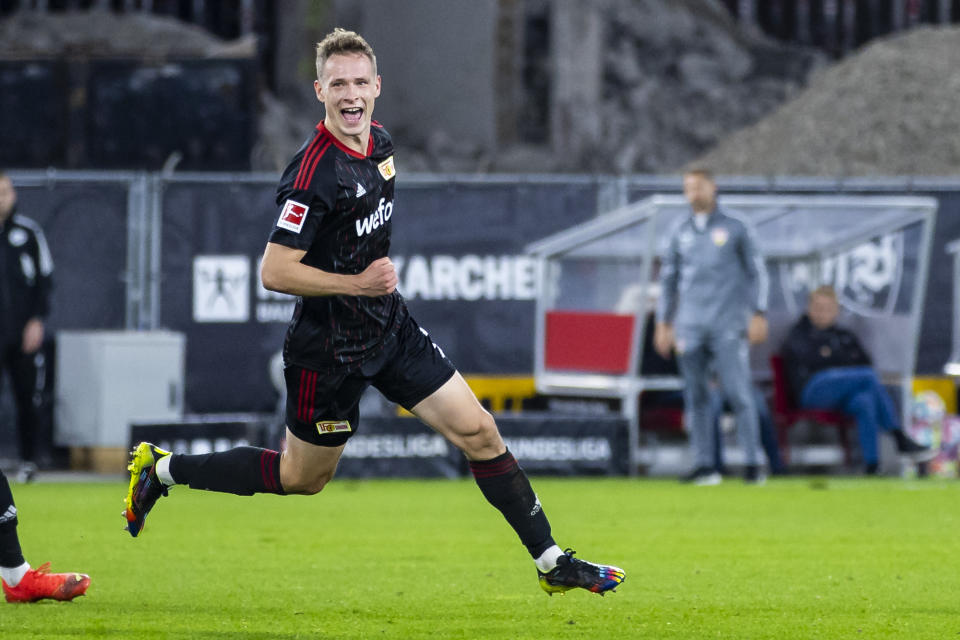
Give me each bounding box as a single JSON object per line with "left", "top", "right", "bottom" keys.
{"left": 526, "top": 194, "right": 938, "bottom": 474}
{"left": 946, "top": 239, "right": 960, "bottom": 377}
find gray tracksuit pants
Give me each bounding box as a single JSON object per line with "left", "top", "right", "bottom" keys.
{"left": 676, "top": 325, "right": 762, "bottom": 468}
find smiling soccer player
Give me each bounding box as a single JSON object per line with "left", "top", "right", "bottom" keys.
{"left": 124, "top": 28, "right": 623, "bottom": 597}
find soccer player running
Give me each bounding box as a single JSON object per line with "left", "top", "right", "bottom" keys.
{"left": 1, "top": 469, "right": 90, "bottom": 602}
{"left": 124, "top": 28, "right": 623, "bottom": 597}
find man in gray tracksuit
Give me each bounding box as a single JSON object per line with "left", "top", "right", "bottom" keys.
{"left": 654, "top": 169, "right": 769, "bottom": 485}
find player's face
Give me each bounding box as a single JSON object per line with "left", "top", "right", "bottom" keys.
{"left": 808, "top": 293, "right": 839, "bottom": 329}
{"left": 683, "top": 174, "right": 716, "bottom": 213}
{"left": 0, "top": 177, "right": 16, "bottom": 223}
{"left": 315, "top": 53, "right": 381, "bottom": 145}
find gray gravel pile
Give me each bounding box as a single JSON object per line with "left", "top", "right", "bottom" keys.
{"left": 0, "top": 10, "right": 253, "bottom": 58}
{"left": 696, "top": 26, "right": 960, "bottom": 177}
{"left": 590, "top": 0, "right": 822, "bottom": 174}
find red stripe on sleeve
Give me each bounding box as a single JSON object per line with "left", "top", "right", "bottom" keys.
{"left": 297, "top": 139, "right": 332, "bottom": 191}
{"left": 294, "top": 135, "right": 324, "bottom": 190}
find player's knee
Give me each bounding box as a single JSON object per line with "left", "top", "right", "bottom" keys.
{"left": 686, "top": 388, "right": 710, "bottom": 406}
{"left": 726, "top": 391, "right": 751, "bottom": 413}
{"left": 281, "top": 467, "right": 334, "bottom": 496}
{"left": 846, "top": 391, "right": 872, "bottom": 414}
{"left": 285, "top": 475, "right": 332, "bottom": 496}
{"left": 459, "top": 409, "right": 502, "bottom": 454}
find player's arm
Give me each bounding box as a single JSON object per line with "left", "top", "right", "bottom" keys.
{"left": 260, "top": 241, "right": 397, "bottom": 297}
{"left": 739, "top": 221, "right": 769, "bottom": 315}
{"left": 739, "top": 220, "right": 769, "bottom": 344}
{"left": 22, "top": 224, "right": 53, "bottom": 354}
{"left": 653, "top": 228, "right": 681, "bottom": 358}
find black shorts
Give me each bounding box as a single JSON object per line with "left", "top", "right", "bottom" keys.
{"left": 283, "top": 315, "right": 456, "bottom": 447}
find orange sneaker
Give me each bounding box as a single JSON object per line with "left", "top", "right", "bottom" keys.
{"left": 3, "top": 562, "right": 90, "bottom": 603}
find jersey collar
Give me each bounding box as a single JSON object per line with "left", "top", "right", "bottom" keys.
{"left": 316, "top": 121, "right": 374, "bottom": 159}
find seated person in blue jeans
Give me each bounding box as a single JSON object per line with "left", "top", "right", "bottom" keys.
{"left": 780, "top": 285, "right": 932, "bottom": 474}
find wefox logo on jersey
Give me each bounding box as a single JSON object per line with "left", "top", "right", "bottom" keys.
{"left": 356, "top": 197, "right": 393, "bottom": 237}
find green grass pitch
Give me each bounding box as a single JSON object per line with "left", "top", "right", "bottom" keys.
{"left": 1, "top": 476, "right": 958, "bottom": 639}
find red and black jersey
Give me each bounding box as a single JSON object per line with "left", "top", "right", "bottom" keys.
{"left": 268, "top": 121, "right": 406, "bottom": 371}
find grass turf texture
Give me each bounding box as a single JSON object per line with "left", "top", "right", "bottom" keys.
{"left": 1, "top": 477, "right": 958, "bottom": 639}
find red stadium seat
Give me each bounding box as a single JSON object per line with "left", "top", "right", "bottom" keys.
{"left": 770, "top": 355, "right": 854, "bottom": 466}
{"left": 544, "top": 311, "right": 635, "bottom": 374}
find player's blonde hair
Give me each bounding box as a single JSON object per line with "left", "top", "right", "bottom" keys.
{"left": 315, "top": 28, "right": 377, "bottom": 81}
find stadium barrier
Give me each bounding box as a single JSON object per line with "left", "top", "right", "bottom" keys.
{"left": 5, "top": 171, "right": 960, "bottom": 475}
{"left": 128, "top": 413, "right": 630, "bottom": 478}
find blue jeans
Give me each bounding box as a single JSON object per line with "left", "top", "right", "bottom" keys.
{"left": 800, "top": 366, "right": 899, "bottom": 466}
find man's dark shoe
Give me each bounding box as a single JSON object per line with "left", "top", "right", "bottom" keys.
{"left": 744, "top": 465, "right": 767, "bottom": 485}
{"left": 537, "top": 549, "right": 624, "bottom": 596}
{"left": 894, "top": 433, "right": 937, "bottom": 463}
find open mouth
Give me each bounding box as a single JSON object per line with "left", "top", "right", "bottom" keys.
{"left": 341, "top": 106, "right": 364, "bottom": 125}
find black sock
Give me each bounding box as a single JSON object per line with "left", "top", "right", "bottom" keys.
{"left": 0, "top": 471, "right": 25, "bottom": 568}
{"left": 469, "top": 450, "right": 555, "bottom": 559}
{"left": 169, "top": 447, "right": 285, "bottom": 496}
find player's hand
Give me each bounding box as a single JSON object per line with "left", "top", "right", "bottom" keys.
{"left": 22, "top": 317, "right": 44, "bottom": 354}
{"left": 355, "top": 257, "right": 398, "bottom": 296}
{"left": 748, "top": 313, "right": 768, "bottom": 345}
{"left": 653, "top": 322, "right": 674, "bottom": 358}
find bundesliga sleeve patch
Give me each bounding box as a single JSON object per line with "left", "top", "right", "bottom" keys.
{"left": 277, "top": 199, "right": 309, "bottom": 233}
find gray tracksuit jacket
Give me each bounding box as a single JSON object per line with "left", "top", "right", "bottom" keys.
{"left": 656, "top": 207, "right": 768, "bottom": 332}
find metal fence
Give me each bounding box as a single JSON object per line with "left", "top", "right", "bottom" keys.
{"left": 7, "top": 169, "right": 960, "bottom": 414}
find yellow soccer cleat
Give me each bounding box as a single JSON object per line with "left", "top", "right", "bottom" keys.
{"left": 123, "top": 442, "right": 170, "bottom": 538}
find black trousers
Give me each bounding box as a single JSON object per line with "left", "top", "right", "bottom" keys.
{"left": 1, "top": 342, "right": 45, "bottom": 464}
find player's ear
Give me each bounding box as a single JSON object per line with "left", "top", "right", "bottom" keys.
{"left": 314, "top": 79, "right": 324, "bottom": 103}
{"left": 374, "top": 75, "right": 381, "bottom": 98}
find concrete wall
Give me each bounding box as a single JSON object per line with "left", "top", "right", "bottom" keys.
{"left": 339, "top": 0, "right": 498, "bottom": 149}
